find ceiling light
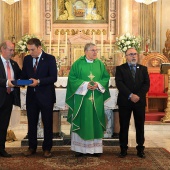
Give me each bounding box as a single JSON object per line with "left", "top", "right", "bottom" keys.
{"left": 2, "top": 0, "right": 20, "bottom": 5}
{"left": 135, "top": 0, "right": 157, "bottom": 5}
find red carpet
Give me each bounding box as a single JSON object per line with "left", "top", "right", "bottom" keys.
{"left": 0, "top": 147, "right": 170, "bottom": 169}
{"left": 145, "top": 112, "right": 165, "bottom": 121}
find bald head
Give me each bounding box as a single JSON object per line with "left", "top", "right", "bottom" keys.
{"left": 0, "top": 40, "right": 15, "bottom": 60}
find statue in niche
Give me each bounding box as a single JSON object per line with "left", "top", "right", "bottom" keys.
{"left": 91, "top": 9, "right": 102, "bottom": 20}
{"left": 85, "top": 0, "right": 94, "bottom": 20}
{"left": 58, "top": 10, "right": 68, "bottom": 20}
{"left": 65, "top": 0, "right": 75, "bottom": 20}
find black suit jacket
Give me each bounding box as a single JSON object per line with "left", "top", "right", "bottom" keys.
{"left": 0, "top": 58, "right": 21, "bottom": 107}
{"left": 115, "top": 63, "right": 150, "bottom": 107}
{"left": 21, "top": 51, "right": 57, "bottom": 107}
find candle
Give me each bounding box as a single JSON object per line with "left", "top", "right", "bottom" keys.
{"left": 109, "top": 32, "right": 112, "bottom": 56}
{"left": 92, "top": 32, "right": 95, "bottom": 44}
{"left": 65, "top": 32, "right": 67, "bottom": 56}
{"left": 49, "top": 31, "right": 52, "bottom": 54}
{"left": 101, "top": 31, "right": 103, "bottom": 56}
{"left": 57, "top": 30, "right": 60, "bottom": 56}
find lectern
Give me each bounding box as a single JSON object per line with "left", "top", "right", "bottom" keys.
{"left": 160, "top": 63, "right": 170, "bottom": 122}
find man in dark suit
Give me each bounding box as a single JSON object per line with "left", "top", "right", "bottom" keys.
{"left": 21, "top": 38, "right": 57, "bottom": 158}
{"left": 0, "top": 40, "right": 21, "bottom": 157}
{"left": 115, "top": 47, "right": 150, "bottom": 158}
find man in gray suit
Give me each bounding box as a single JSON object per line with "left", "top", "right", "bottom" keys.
{"left": 0, "top": 40, "right": 21, "bottom": 157}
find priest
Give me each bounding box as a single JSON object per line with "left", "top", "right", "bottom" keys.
{"left": 65, "top": 43, "right": 110, "bottom": 157}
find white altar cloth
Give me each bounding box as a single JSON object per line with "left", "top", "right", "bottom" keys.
{"left": 20, "top": 88, "right": 118, "bottom": 110}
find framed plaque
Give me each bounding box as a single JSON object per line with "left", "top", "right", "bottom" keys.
{"left": 53, "top": 0, "right": 108, "bottom": 23}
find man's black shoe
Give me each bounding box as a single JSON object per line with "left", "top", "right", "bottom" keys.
{"left": 137, "top": 151, "right": 145, "bottom": 158}
{"left": 0, "top": 150, "right": 12, "bottom": 157}
{"left": 119, "top": 150, "right": 127, "bottom": 158}
{"left": 75, "top": 152, "right": 84, "bottom": 157}
{"left": 93, "top": 153, "right": 102, "bottom": 157}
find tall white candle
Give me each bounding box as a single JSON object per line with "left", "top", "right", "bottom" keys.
{"left": 92, "top": 32, "right": 95, "bottom": 44}
{"left": 49, "top": 31, "right": 52, "bottom": 54}
{"left": 57, "top": 30, "right": 60, "bottom": 56}
{"left": 109, "top": 32, "right": 112, "bottom": 56}
{"left": 101, "top": 31, "right": 103, "bottom": 56}
{"left": 65, "top": 32, "right": 67, "bottom": 56}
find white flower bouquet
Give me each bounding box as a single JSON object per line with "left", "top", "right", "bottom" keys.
{"left": 115, "top": 33, "right": 141, "bottom": 53}
{"left": 15, "top": 34, "right": 46, "bottom": 53}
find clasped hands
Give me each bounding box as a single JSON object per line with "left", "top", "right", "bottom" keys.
{"left": 29, "top": 78, "right": 39, "bottom": 87}
{"left": 87, "top": 81, "right": 98, "bottom": 90}
{"left": 130, "top": 93, "right": 140, "bottom": 103}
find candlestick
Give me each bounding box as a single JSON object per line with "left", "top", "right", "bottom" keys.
{"left": 92, "top": 32, "right": 95, "bottom": 44}
{"left": 49, "top": 31, "right": 52, "bottom": 54}
{"left": 65, "top": 32, "right": 67, "bottom": 56}
{"left": 57, "top": 30, "right": 60, "bottom": 56}
{"left": 101, "top": 31, "right": 103, "bottom": 56}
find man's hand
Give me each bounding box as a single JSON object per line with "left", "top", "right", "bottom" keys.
{"left": 29, "top": 78, "right": 39, "bottom": 87}
{"left": 87, "top": 82, "right": 98, "bottom": 90}
{"left": 8, "top": 80, "right": 15, "bottom": 87}
{"left": 130, "top": 93, "right": 140, "bottom": 103}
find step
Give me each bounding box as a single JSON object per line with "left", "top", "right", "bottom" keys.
{"left": 21, "top": 134, "right": 119, "bottom": 147}
{"left": 145, "top": 112, "right": 165, "bottom": 121}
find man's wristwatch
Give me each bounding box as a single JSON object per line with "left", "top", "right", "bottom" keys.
{"left": 37, "top": 79, "right": 40, "bottom": 85}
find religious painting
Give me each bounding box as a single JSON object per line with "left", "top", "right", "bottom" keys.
{"left": 53, "top": 0, "right": 108, "bottom": 23}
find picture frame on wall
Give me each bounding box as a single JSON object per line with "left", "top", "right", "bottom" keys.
{"left": 53, "top": 0, "right": 108, "bottom": 23}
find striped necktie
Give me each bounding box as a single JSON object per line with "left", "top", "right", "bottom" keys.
{"left": 130, "top": 64, "right": 136, "bottom": 80}
{"left": 33, "top": 57, "right": 39, "bottom": 73}
{"left": 6, "top": 61, "right": 11, "bottom": 94}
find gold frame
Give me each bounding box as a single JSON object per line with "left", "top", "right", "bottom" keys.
{"left": 53, "top": 0, "right": 108, "bottom": 23}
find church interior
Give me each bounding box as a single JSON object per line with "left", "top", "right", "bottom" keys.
{"left": 1, "top": 0, "right": 170, "bottom": 154}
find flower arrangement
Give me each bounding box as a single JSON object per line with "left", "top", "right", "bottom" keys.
{"left": 115, "top": 33, "right": 141, "bottom": 53}
{"left": 15, "top": 34, "right": 46, "bottom": 53}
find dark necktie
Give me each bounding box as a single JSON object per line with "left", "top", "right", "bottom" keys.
{"left": 130, "top": 65, "right": 136, "bottom": 80}
{"left": 6, "top": 61, "right": 11, "bottom": 94}
{"left": 33, "top": 57, "right": 39, "bottom": 73}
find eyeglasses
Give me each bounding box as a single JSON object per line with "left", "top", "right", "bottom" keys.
{"left": 88, "top": 49, "right": 98, "bottom": 53}
{"left": 126, "top": 53, "right": 137, "bottom": 57}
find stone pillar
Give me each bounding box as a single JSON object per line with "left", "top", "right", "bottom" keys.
{"left": 29, "top": 0, "right": 42, "bottom": 37}
{"left": 119, "top": 0, "right": 132, "bottom": 34}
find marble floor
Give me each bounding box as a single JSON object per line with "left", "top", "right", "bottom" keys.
{"left": 5, "top": 110, "right": 170, "bottom": 152}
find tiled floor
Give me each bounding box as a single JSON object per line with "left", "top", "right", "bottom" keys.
{"left": 5, "top": 110, "right": 170, "bottom": 152}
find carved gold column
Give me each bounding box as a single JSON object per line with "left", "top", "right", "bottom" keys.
{"left": 119, "top": 0, "right": 132, "bottom": 34}
{"left": 29, "top": 0, "right": 41, "bottom": 37}
{"left": 161, "top": 69, "right": 170, "bottom": 123}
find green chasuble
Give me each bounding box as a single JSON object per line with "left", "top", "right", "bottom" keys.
{"left": 66, "top": 56, "right": 110, "bottom": 140}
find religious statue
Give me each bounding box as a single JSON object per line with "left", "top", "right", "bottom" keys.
{"left": 58, "top": 10, "right": 68, "bottom": 20}
{"left": 91, "top": 9, "right": 102, "bottom": 20}
{"left": 85, "top": 0, "right": 94, "bottom": 20}
{"left": 163, "top": 29, "right": 170, "bottom": 60}
{"left": 145, "top": 37, "right": 150, "bottom": 53}
{"left": 65, "top": 0, "right": 75, "bottom": 20}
